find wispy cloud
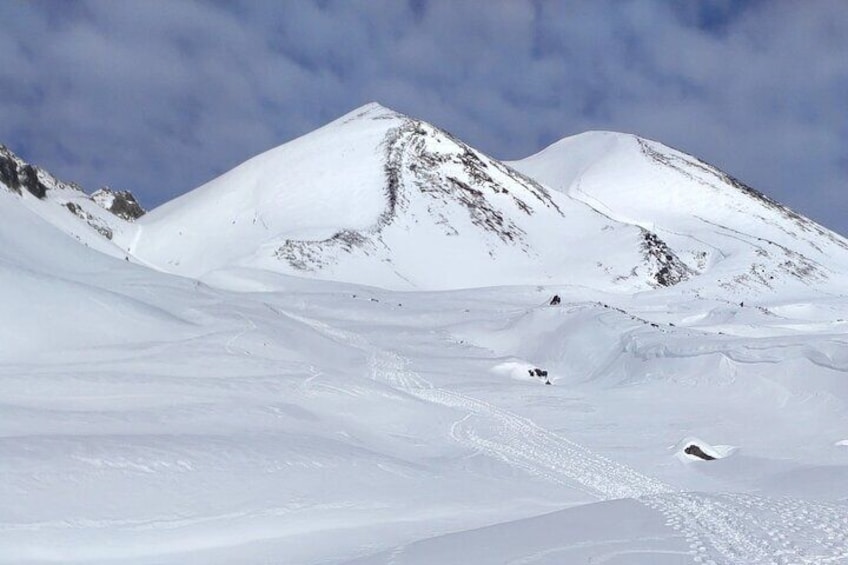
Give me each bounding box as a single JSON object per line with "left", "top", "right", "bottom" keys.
{"left": 1, "top": 0, "right": 845, "bottom": 232}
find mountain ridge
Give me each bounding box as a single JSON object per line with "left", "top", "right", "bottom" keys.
{"left": 1, "top": 102, "right": 845, "bottom": 295}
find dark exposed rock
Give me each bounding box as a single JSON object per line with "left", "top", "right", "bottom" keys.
{"left": 64, "top": 202, "right": 114, "bottom": 239}
{"left": 92, "top": 188, "right": 146, "bottom": 220}
{"left": 0, "top": 146, "right": 48, "bottom": 198}
{"left": 0, "top": 145, "right": 144, "bottom": 224}
{"left": 549, "top": 295, "right": 561, "bottom": 305}
{"left": 276, "top": 230, "right": 371, "bottom": 271}
{"left": 19, "top": 164, "right": 47, "bottom": 199}
{"left": 0, "top": 150, "right": 21, "bottom": 194}
{"left": 641, "top": 230, "right": 691, "bottom": 287}
{"left": 684, "top": 444, "right": 716, "bottom": 461}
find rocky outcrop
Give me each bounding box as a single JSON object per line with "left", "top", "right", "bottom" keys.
{"left": 0, "top": 145, "right": 69, "bottom": 200}
{"left": 0, "top": 149, "right": 22, "bottom": 195}
{"left": 641, "top": 230, "right": 691, "bottom": 287}
{"left": 0, "top": 143, "right": 145, "bottom": 235}
{"left": 64, "top": 202, "right": 114, "bottom": 240}
{"left": 18, "top": 164, "right": 48, "bottom": 199}
{"left": 684, "top": 444, "right": 716, "bottom": 461}
{"left": 92, "top": 188, "right": 146, "bottom": 220}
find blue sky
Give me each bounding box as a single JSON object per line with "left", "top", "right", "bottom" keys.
{"left": 1, "top": 1, "right": 846, "bottom": 233}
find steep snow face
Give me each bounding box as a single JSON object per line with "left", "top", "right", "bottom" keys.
{"left": 130, "top": 105, "right": 671, "bottom": 291}
{"left": 131, "top": 103, "right": 402, "bottom": 278}
{"left": 510, "top": 132, "right": 848, "bottom": 297}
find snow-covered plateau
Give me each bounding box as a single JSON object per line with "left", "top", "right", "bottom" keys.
{"left": 2, "top": 103, "right": 847, "bottom": 564}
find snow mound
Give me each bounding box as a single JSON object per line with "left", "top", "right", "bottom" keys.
{"left": 491, "top": 361, "right": 551, "bottom": 384}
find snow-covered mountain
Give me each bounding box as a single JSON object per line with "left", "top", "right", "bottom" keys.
{"left": 8, "top": 104, "right": 846, "bottom": 297}
{"left": 510, "top": 131, "right": 848, "bottom": 298}
{"left": 2, "top": 104, "right": 848, "bottom": 565}
{"left": 126, "top": 104, "right": 661, "bottom": 291}
{"left": 123, "top": 103, "right": 846, "bottom": 296}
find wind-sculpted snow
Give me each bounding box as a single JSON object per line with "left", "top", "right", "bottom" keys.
{"left": 367, "top": 350, "right": 848, "bottom": 565}
{"left": 248, "top": 306, "right": 848, "bottom": 564}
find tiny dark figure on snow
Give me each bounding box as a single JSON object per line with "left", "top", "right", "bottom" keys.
{"left": 549, "top": 295, "right": 561, "bottom": 306}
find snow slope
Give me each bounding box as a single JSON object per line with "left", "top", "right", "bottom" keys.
{"left": 0, "top": 190, "right": 187, "bottom": 360}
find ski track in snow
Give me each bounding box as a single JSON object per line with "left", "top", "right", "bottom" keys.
{"left": 224, "top": 312, "right": 256, "bottom": 356}
{"left": 366, "top": 349, "right": 848, "bottom": 564}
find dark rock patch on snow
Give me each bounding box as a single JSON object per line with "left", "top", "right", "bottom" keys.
{"left": 0, "top": 148, "right": 21, "bottom": 195}
{"left": 276, "top": 230, "right": 372, "bottom": 272}
{"left": 64, "top": 202, "right": 114, "bottom": 239}
{"left": 19, "top": 164, "right": 47, "bottom": 199}
{"left": 640, "top": 230, "right": 691, "bottom": 287}
{"left": 92, "top": 188, "right": 146, "bottom": 220}
{"left": 684, "top": 444, "right": 716, "bottom": 461}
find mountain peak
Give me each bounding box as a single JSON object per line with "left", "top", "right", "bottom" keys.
{"left": 337, "top": 101, "right": 405, "bottom": 124}
{"left": 129, "top": 104, "right": 653, "bottom": 290}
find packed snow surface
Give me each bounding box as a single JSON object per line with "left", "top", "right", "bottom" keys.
{"left": 2, "top": 104, "right": 848, "bottom": 564}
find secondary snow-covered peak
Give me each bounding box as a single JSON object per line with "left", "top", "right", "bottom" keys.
{"left": 511, "top": 132, "right": 848, "bottom": 297}
{"left": 513, "top": 131, "right": 632, "bottom": 191}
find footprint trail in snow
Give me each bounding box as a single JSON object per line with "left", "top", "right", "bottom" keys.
{"left": 369, "top": 351, "right": 848, "bottom": 565}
